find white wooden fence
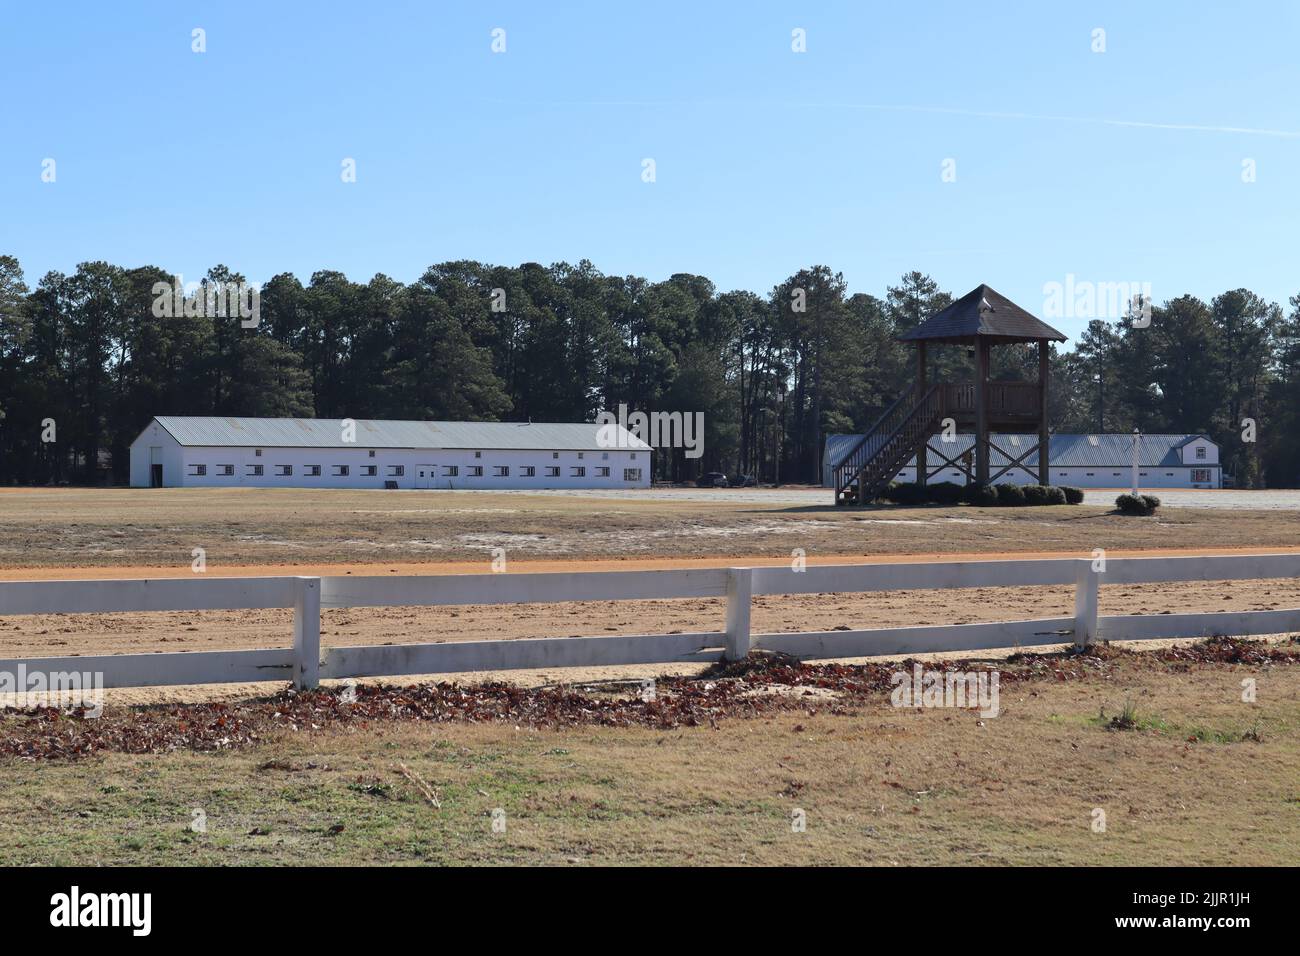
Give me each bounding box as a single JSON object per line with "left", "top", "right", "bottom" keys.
{"left": 0, "top": 554, "right": 1297, "bottom": 691}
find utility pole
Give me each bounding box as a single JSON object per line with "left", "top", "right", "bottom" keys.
{"left": 1131, "top": 427, "right": 1140, "bottom": 495}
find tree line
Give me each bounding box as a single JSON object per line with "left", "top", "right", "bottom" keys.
{"left": 0, "top": 254, "right": 1297, "bottom": 487}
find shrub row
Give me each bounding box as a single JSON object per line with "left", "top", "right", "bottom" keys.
{"left": 879, "top": 482, "right": 1083, "bottom": 507}
{"left": 1116, "top": 493, "right": 1161, "bottom": 515}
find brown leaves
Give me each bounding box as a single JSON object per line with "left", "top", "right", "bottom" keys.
{"left": 2, "top": 638, "right": 1294, "bottom": 762}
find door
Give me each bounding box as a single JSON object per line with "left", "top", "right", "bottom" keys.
{"left": 150, "top": 464, "right": 163, "bottom": 488}
{"left": 415, "top": 464, "right": 436, "bottom": 489}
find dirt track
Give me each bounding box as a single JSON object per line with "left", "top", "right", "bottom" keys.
{"left": 2, "top": 487, "right": 1298, "bottom": 704}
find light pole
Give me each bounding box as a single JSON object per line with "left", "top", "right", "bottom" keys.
{"left": 1131, "top": 427, "right": 1140, "bottom": 496}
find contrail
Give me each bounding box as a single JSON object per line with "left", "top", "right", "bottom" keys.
{"left": 481, "top": 97, "right": 1300, "bottom": 139}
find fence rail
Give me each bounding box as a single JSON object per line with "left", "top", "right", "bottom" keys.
{"left": 0, "top": 554, "right": 1297, "bottom": 691}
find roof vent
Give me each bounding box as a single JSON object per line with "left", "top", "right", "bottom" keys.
{"left": 979, "top": 296, "right": 994, "bottom": 312}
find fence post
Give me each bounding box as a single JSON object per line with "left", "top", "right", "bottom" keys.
{"left": 725, "top": 567, "right": 753, "bottom": 660}
{"left": 293, "top": 576, "right": 321, "bottom": 689}
{"left": 1073, "top": 559, "right": 1099, "bottom": 648}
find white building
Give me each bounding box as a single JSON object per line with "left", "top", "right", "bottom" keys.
{"left": 823, "top": 433, "right": 1222, "bottom": 489}
{"left": 130, "top": 417, "right": 652, "bottom": 490}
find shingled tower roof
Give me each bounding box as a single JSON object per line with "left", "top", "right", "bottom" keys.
{"left": 897, "top": 284, "right": 1067, "bottom": 345}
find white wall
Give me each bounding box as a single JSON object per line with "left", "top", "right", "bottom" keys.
{"left": 1180, "top": 437, "right": 1219, "bottom": 465}
{"left": 134, "top": 438, "right": 650, "bottom": 490}
{"left": 892, "top": 465, "right": 1221, "bottom": 488}
{"left": 128, "top": 422, "right": 184, "bottom": 487}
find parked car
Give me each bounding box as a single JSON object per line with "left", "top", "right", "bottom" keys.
{"left": 730, "top": 474, "right": 758, "bottom": 487}
{"left": 695, "top": 472, "right": 730, "bottom": 488}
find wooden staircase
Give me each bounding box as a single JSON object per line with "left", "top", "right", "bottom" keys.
{"left": 833, "top": 384, "right": 945, "bottom": 505}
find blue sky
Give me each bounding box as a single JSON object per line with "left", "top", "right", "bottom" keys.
{"left": 3, "top": 1, "right": 1299, "bottom": 343}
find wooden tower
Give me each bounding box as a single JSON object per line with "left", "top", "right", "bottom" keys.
{"left": 833, "top": 285, "right": 1067, "bottom": 504}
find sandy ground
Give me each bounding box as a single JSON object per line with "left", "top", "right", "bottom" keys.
{"left": 472, "top": 486, "right": 1300, "bottom": 510}
{"left": 1, "top": 486, "right": 1297, "bottom": 706}
{"left": 3, "top": 486, "right": 1300, "bottom": 571}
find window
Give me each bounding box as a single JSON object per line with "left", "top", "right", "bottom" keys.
{"left": 188, "top": 464, "right": 206, "bottom": 476}
{"left": 305, "top": 465, "right": 321, "bottom": 477}
{"left": 247, "top": 464, "right": 264, "bottom": 477}
{"left": 596, "top": 467, "right": 610, "bottom": 477}
{"left": 493, "top": 465, "right": 509, "bottom": 477}
{"left": 254, "top": 449, "right": 262, "bottom": 457}
{"left": 1166, "top": 472, "right": 1174, "bottom": 477}
{"left": 1192, "top": 468, "right": 1211, "bottom": 482}
{"left": 361, "top": 465, "right": 377, "bottom": 477}
{"left": 545, "top": 466, "right": 560, "bottom": 477}
{"left": 442, "top": 465, "right": 458, "bottom": 477}
{"left": 1058, "top": 472, "right": 1067, "bottom": 478}
{"left": 275, "top": 464, "right": 293, "bottom": 476}
{"left": 571, "top": 466, "right": 586, "bottom": 477}
{"left": 1086, "top": 472, "right": 1095, "bottom": 477}
{"left": 577, "top": 452, "right": 584, "bottom": 460}
{"left": 552, "top": 452, "right": 559, "bottom": 459}
{"left": 333, "top": 465, "right": 349, "bottom": 476}
{"left": 218, "top": 464, "right": 234, "bottom": 476}
{"left": 468, "top": 466, "right": 483, "bottom": 477}
{"left": 602, "top": 452, "right": 609, "bottom": 460}
{"left": 368, "top": 450, "right": 376, "bottom": 458}
{"left": 387, "top": 465, "right": 404, "bottom": 477}
{"left": 1195, "top": 446, "right": 1207, "bottom": 460}
{"left": 630, "top": 453, "right": 637, "bottom": 460}
{"left": 474, "top": 451, "right": 482, "bottom": 459}
{"left": 624, "top": 468, "right": 642, "bottom": 482}
{"left": 1112, "top": 472, "right": 1121, "bottom": 477}
{"left": 521, "top": 466, "right": 535, "bottom": 477}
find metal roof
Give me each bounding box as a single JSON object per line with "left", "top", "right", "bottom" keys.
{"left": 150, "top": 417, "right": 652, "bottom": 451}
{"left": 897, "top": 284, "right": 1067, "bottom": 344}
{"left": 825, "top": 433, "right": 1214, "bottom": 470}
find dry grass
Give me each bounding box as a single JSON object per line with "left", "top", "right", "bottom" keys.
{"left": 2, "top": 644, "right": 1296, "bottom": 865}
{"left": 3, "top": 486, "right": 1300, "bottom": 570}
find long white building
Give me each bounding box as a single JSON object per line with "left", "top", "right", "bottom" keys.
{"left": 130, "top": 417, "right": 652, "bottom": 490}
{"left": 822, "top": 433, "right": 1222, "bottom": 489}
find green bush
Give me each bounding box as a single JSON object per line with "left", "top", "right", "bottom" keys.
{"left": 927, "top": 481, "right": 964, "bottom": 505}
{"left": 1060, "top": 485, "right": 1085, "bottom": 505}
{"left": 1043, "top": 485, "right": 1068, "bottom": 505}
{"left": 1115, "top": 493, "right": 1156, "bottom": 515}
{"left": 1022, "top": 484, "right": 1049, "bottom": 506}
{"left": 885, "top": 482, "right": 929, "bottom": 506}
{"left": 961, "top": 483, "right": 999, "bottom": 507}
{"left": 994, "top": 483, "right": 1026, "bottom": 507}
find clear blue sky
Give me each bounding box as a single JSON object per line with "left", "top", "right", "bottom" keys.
{"left": 3, "top": 1, "right": 1299, "bottom": 343}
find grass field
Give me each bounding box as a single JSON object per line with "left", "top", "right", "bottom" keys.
{"left": 2, "top": 640, "right": 1296, "bottom": 865}
{"left": 1, "top": 486, "right": 1298, "bottom": 866}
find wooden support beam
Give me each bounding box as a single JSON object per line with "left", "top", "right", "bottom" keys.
{"left": 975, "top": 339, "right": 989, "bottom": 484}
{"left": 915, "top": 342, "right": 927, "bottom": 487}
{"left": 1038, "top": 339, "right": 1050, "bottom": 485}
